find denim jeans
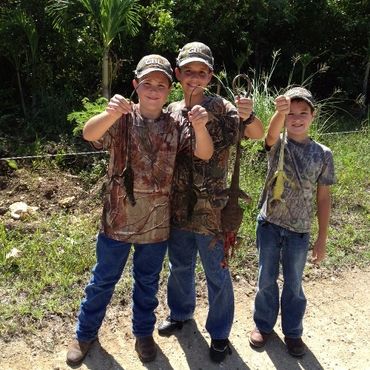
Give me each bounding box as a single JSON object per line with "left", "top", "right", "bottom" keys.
{"left": 76, "top": 233, "right": 167, "bottom": 341}
{"left": 253, "top": 218, "right": 309, "bottom": 338}
{"left": 167, "top": 228, "right": 234, "bottom": 339}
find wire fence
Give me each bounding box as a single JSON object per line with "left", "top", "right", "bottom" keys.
{"left": 0, "top": 129, "right": 368, "bottom": 162}
{"left": 0, "top": 151, "right": 108, "bottom": 162}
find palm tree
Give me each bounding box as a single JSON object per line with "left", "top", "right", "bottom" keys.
{"left": 47, "top": 0, "right": 141, "bottom": 98}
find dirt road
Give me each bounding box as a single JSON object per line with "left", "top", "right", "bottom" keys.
{"left": 1, "top": 268, "right": 369, "bottom": 370}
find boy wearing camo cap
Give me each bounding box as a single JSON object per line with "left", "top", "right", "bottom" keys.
{"left": 158, "top": 41, "right": 264, "bottom": 363}
{"left": 66, "top": 54, "right": 214, "bottom": 366}
{"left": 249, "top": 87, "right": 335, "bottom": 357}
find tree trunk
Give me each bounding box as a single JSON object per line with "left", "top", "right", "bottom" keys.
{"left": 16, "top": 67, "right": 27, "bottom": 118}
{"left": 102, "top": 47, "right": 110, "bottom": 99}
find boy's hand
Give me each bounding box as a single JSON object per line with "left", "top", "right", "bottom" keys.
{"left": 274, "top": 95, "right": 291, "bottom": 115}
{"left": 235, "top": 96, "right": 253, "bottom": 121}
{"left": 188, "top": 105, "right": 209, "bottom": 130}
{"left": 311, "top": 237, "right": 326, "bottom": 264}
{"left": 106, "top": 94, "right": 132, "bottom": 119}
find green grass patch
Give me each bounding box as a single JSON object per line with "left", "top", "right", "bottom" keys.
{"left": 0, "top": 213, "right": 98, "bottom": 336}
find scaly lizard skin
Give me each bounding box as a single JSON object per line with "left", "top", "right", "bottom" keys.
{"left": 267, "top": 127, "right": 295, "bottom": 203}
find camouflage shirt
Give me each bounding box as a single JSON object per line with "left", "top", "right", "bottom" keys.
{"left": 168, "top": 96, "right": 245, "bottom": 236}
{"left": 96, "top": 104, "right": 190, "bottom": 243}
{"left": 259, "top": 136, "right": 336, "bottom": 233}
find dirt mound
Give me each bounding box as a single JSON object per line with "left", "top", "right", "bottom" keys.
{"left": 0, "top": 167, "right": 102, "bottom": 225}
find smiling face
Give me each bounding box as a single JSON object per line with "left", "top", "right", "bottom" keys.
{"left": 133, "top": 71, "right": 171, "bottom": 119}
{"left": 175, "top": 61, "right": 213, "bottom": 106}
{"left": 285, "top": 99, "right": 315, "bottom": 141}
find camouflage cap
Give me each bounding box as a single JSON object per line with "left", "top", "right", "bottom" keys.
{"left": 134, "top": 54, "right": 173, "bottom": 82}
{"left": 176, "top": 42, "right": 214, "bottom": 70}
{"left": 285, "top": 86, "right": 315, "bottom": 109}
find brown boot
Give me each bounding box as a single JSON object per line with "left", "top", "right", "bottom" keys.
{"left": 66, "top": 338, "right": 94, "bottom": 366}
{"left": 284, "top": 336, "right": 306, "bottom": 357}
{"left": 249, "top": 328, "right": 271, "bottom": 348}
{"left": 135, "top": 336, "right": 157, "bottom": 362}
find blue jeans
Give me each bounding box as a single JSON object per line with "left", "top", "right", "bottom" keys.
{"left": 253, "top": 218, "right": 309, "bottom": 338}
{"left": 167, "top": 228, "right": 234, "bottom": 339}
{"left": 76, "top": 233, "right": 167, "bottom": 340}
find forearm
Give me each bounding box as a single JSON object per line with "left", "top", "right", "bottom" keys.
{"left": 244, "top": 116, "right": 264, "bottom": 139}
{"left": 193, "top": 127, "right": 214, "bottom": 160}
{"left": 83, "top": 111, "right": 120, "bottom": 141}
{"left": 317, "top": 191, "right": 331, "bottom": 241}
{"left": 265, "top": 111, "right": 285, "bottom": 147}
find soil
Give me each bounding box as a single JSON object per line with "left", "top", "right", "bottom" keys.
{"left": 1, "top": 167, "right": 369, "bottom": 370}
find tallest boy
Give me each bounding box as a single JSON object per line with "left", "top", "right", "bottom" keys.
{"left": 159, "top": 42, "right": 264, "bottom": 363}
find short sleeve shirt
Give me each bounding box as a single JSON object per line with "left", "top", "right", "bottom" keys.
{"left": 168, "top": 96, "right": 241, "bottom": 236}
{"left": 97, "top": 104, "right": 190, "bottom": 243}
{"left": 259, "top": 136, "right": 336, "bottom": 233}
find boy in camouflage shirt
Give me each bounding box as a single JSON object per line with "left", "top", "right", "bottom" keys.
{"left": 158, "top": 42, "right": 264, "bottom": 363}
{"left": 66, "top": 54, "right": 213, "bottom": 366}
{"left": 249, "top": 87, "right": 336, "bottom": 357}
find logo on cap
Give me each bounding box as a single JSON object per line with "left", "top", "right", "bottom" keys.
{"left": 176, "top": 42, "right": 214, "bottom": 70}
{"left": 134, "top": 54, "right": 173, "bottom": 82}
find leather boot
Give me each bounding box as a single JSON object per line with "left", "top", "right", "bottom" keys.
{"left": 135, "top": 335, "right": 157, "bottom": 362}
{"left": 66, "top": 338, "right": 94, "bottom": 366}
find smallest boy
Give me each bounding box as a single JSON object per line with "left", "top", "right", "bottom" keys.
{"left": 249, "top": 87, "right": 335, "bottom": 357}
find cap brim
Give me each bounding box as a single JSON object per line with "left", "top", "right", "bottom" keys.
{"left": 178, "top": 57, "right": 213, "bottom": 70}
{"left": 286, "top": 95, "right": 314, "bottom": 108}
{"left": 136, "top": 67, "right": 173, "bottom": 82}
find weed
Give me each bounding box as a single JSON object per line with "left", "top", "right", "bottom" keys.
{"left": 68, "top": 97, "right": 108, "bottom": 136}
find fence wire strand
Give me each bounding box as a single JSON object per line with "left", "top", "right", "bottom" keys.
{"left": 0, "top": 129, "right": 367, "bottom": 162}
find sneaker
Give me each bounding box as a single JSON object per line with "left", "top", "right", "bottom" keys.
{"left": 158, "top": 316, "right": 187, "bottom": 336}
{"left": 66, "top": 338, "right": 94, "bottom": 366}
{"left": 209, "top": 338, "right": 232, "bottom": 363}
{"left": 135, "top": 335, "right": 157, "bottom": 362}
{"left": 284, "top": 336, "right": 306, "bottom": 357}
{"left": 249, "top": 327, "right": 271, "bottom": 348}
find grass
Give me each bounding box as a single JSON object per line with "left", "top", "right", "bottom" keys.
{"left": 319, "top": 131, "right": 370, "bottom": 267}
{"left": 0, "top": 213, "right": 98, "bottom": 336}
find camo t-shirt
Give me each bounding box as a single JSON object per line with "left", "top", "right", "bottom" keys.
{"left": 258, "top": 136, "right": 336, "bottom": 233}
{"left": 168, "top": 96, "right": 246, "bottom": 236}
{"left": 95, "top": 104, "right": 190, "bottom": 243}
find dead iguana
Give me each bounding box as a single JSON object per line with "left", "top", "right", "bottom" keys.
{"left": 218, "top": 74, "right": 253, "bottom": 267}
{"left": 266, "top": 125, "right": 296, "bottom": 212}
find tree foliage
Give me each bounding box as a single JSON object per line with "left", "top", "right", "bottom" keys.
{"left": 0, "top": 0, "right": 368, "bottom": 144}
{"left": 46, "top": 0, "right": 141, "bottom": 98}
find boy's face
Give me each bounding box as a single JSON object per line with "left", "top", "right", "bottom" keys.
{"left": 175, "top": 62, "right": 212, "bottom": 98}
{"left": 133, "top": 71, "right": 171, "bottom": 113}
{"left": 285, "top": 99, "right": 315, "bottom": 141}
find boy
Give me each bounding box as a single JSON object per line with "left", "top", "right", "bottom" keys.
{"left": 249, "top": 87, "right": 336, "bottom": 357}
{"left": 158, "top": 42, "right": 264, "bottom": 363}
{"left": 66, "top": 54, "right": 213, "bottom": 366}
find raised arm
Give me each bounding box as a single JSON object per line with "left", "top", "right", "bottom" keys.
{"left": 83, "top": 94, "right": 131, "bottom": 141}
{"left": 235, "top": 96, "right": 264, "bottom": 139}
{"left": 188, "top": 105, "right": 214, "bottom": 160}
{"left": 265, "top": 95, "right": 290, "bottom": 147}
{"left": 244, "top": 115, "right": 264, "bottom": 139}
